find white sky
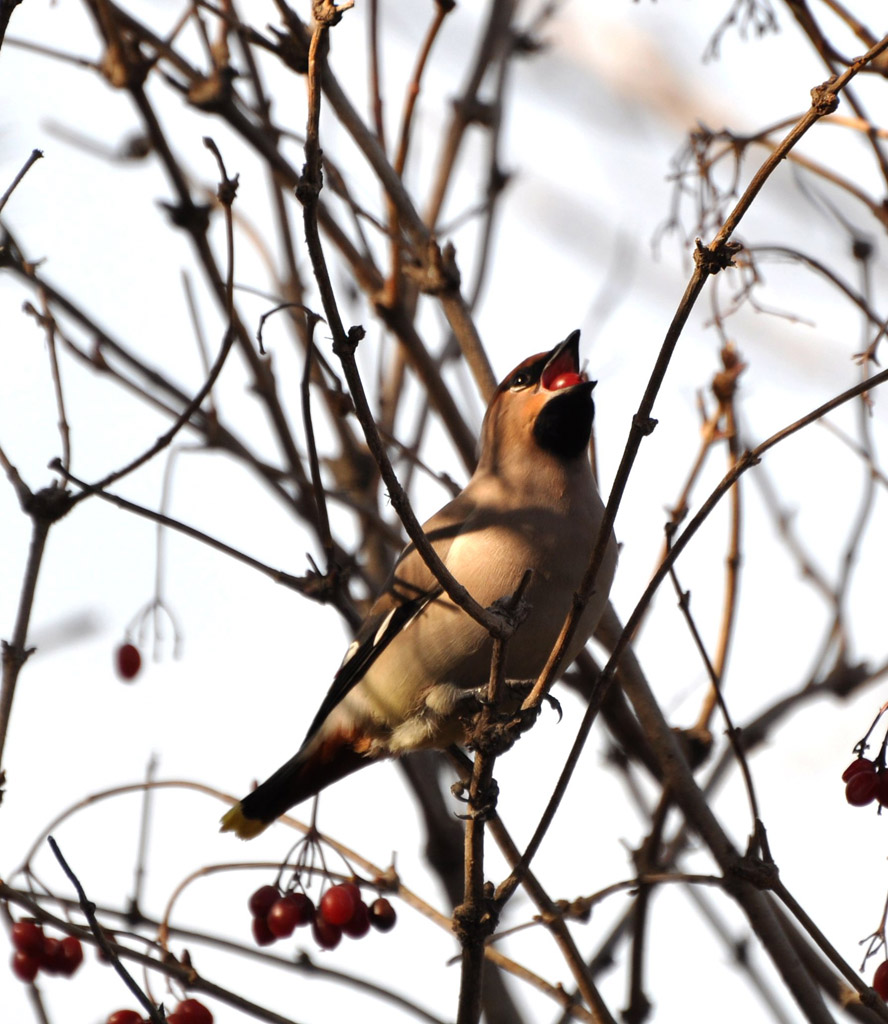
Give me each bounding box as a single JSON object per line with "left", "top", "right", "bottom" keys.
{"left": 3, "top": 2, "right": 888, "bottom": 1023}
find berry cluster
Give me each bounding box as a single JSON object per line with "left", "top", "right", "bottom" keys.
{"left": 106, "top": 998, "right": 212, "bottom": 1024}
{"left": 842, "top": 758, "right": 888, "bottom": 808}
{"left": 10, "top": 921, "right": 83, "bottom": 983}
{"left": 248, "top": 883, "right": 396, "bottom": 951}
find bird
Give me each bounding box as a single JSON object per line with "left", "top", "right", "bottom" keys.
{"left": 221, "top": 330, "right": 618, "bottom": 838}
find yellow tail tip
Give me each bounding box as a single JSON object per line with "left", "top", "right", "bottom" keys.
{"left": 220, "top": 803, "right": 268, "bottom": 840}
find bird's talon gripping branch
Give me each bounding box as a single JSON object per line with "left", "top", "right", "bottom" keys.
{"left": 451, "top": 779, "right": 470, "bottom": 803}
{"left": 542, "top": 692, "right": 563, "bottom": 722}
{"left": 221, "top": 331, "right": 617, "bottom": 838}
{"left": 456, "top": 782, "right": 499, "bottom": 822}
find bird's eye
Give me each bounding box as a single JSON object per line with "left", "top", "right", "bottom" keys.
{"left": 509, "top": 371, "right": 533, "bottom": 391}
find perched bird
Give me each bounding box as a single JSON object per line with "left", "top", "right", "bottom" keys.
{"left": 221, "top": 330, "right": 617, "bottom": 838}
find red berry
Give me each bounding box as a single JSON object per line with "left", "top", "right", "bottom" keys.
{"left": 548, "top": 372, "right": 583, "bottom": 391}
{"left": 11, "top": 921, "right": 44, "bottom": 956}
{"left": 248, "top": 884, "right": 279, "bottom": 919}
{"left": 266, "top": 897, "right": 313, "bottom": 937}
{"left": 57, "top": 936, "right": 83, "bottom": 976}
{"left": 842, "top": 757, "right": 876, "bottom": 783}
{"left": 319, "top": 884, "right": 358, "bottom": 926}
{"left": 251, "top": 915, "right": 276, "bottom": 947}
{"left": 288, "top": 892, "right": 314, "bottom": 927}
{"left": 342, "top": 899, "right": 370, "bottom": 939}
{"left": 267, "top": 895, "right": 303, "bottom": 938}
{"left": 115, "top": 643, "right": 142, "bottom": 681}
{"left": 311, "top": 914, "right": 342, "bottom": 950}
{"left": 173, "top": 999, "right": 213, "bottom": 1024}
{"left": 846, "top": 771, "right": 879, "bottom": 806}
{"left": 11, "top": 950, "right": 41, "bottom": 982}
{"left": 166, "top": 1016, "right": 185, "bottom": 1024}
{"left": 874, "top": 960, "right": 888, "bottom": 999}
{"left": 369, "top": 897, "right": 397, "bottom": 932}
{"left": 106, "top": 1013, "right": 144, "bottom": 1024}
{"left": 40, "top": 936, "right": 68, "bottom": 974}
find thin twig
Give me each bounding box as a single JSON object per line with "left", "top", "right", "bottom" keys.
{"left": 300, "top": 310, "right": 336, "bottom": 570}
{"left": 0, "top": 147, "right": 42, "bottom": 215}
{"left": 47, "top": 836, "right": 165, "bottom": 1023}
{"left": 52, "top": 465, "right": 344, "bottom": 604}
{"left": 298, "top": 7, "right": 510, "bottom": 640}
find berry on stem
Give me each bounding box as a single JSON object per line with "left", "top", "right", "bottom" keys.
{"left": 288, "top": 892, "right": 314, "bottom": 927}
{"left": 369, "top": 897, "right": 397, "bottom": 932}
{"left": 248, "top": 884, "right": 279, "bottom": 919}
{"left": 251, "top": 916, "right": 276, "bottom": 947}
{"left": 267, "top": 894, "right": 307, "bottom": 939}
{"left": 312, "top": 914, "right": 342, "bottom": 950}
{"left": 874, "top": 960, "right": 888, "bottom": 1000}
{"left": 115, "top": 643, "right": 142, "bottom": 681}
{"left": 842, "top": 757, "right": 876, "bottom": 783}
{"left": 11, "top": 921, "right": 44, "bottom": 956}
{"left": 12, "top": 951, "right": 41, "bottom": 983}
{"left": 319, "top": 884, "right": 358, "bottom": 926}
{"left": 40, "top": 936, "right": 68, "bottom": 974}
{"left": 342, "top": 899, "right": 370, "bottom": 939}
{"left": 58, "top": 936, "right": 84, "bottom": 976}
{"left": 106, "top": 1013, "right": 144, "bottom": 1024}
{"left": 173, "top": 998, "right": 213, "bottom": 1024}
{"left": 846, "top": 771, "right": 879, "bottom": 806}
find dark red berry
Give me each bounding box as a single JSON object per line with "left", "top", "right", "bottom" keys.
{"left": 285, "top": 892, "right": 314, "bottom": 927}
{"left": 369, "top": 897, "right": 397, "bottom": 932}
{"left": 842, "top": 757, "right": 876, "bottom": 783}
{"left": 11, "top": 921, "right": 44, "bottom": 956}
{"left": 267, "top": 895, "right": 303, "bottom": 938}
{"left": 11, "top": 950, "right": 41, "bottom": 982}
{"left": 173, "top": 999, "right": 213, "bottom": 1024}
{"left": 115, "top": 643, "right": 142, "bottom": 681}
{"left": 319, "top": 884, "right": 358, "bottom": 926}
{"left": 57, "top": 936, "right": 83, "bottom": 976}
{"left": 248, "top": 884, "right": 279, "bottom": 919}
{"left": 106, "top": 1013, "right": 144, "bottom": 1024}
{"left": 312, "top": 914, "right": 342, "bottom": 950}
{"left": 846, "top": 771, "right": 879, "bottom": 806}
{"left": 40, "top": 936, "right": 68, "bottom": 974}
{"left": 251, "top": 915, "right": 276, "bottom": 947}
{"left": 342, "top": 900, "right": 371, "bottom": 939}
{"left": 874, "top": 960, "right": 888, "bottom": 999}
{"left": 341, "top": 882, "right": 362, "bottom": 904}
{"left": 165, "top": 1016, "right": 185, "bottom": 1024}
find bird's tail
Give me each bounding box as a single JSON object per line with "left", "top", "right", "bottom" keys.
{"left": 220, "top": 733, "right": 372, "bottom": 839}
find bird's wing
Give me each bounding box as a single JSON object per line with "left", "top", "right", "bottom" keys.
{"left": 298, "top": 491, "right": 476, "bottom": 746}
{"left": 298, "top": 585, "right": 439, "bottom": 744}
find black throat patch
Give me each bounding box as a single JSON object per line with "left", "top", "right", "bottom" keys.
{"left": 532, "top": 386, "right": 595, "bottom": 459}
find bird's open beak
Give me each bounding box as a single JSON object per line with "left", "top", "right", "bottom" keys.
{"left": 541, "top": 330, "right": 594, "bottom": 392}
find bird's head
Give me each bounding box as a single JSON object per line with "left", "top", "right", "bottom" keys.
{"left": 479, "top": 330, "right": 596, "bottom": 473}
